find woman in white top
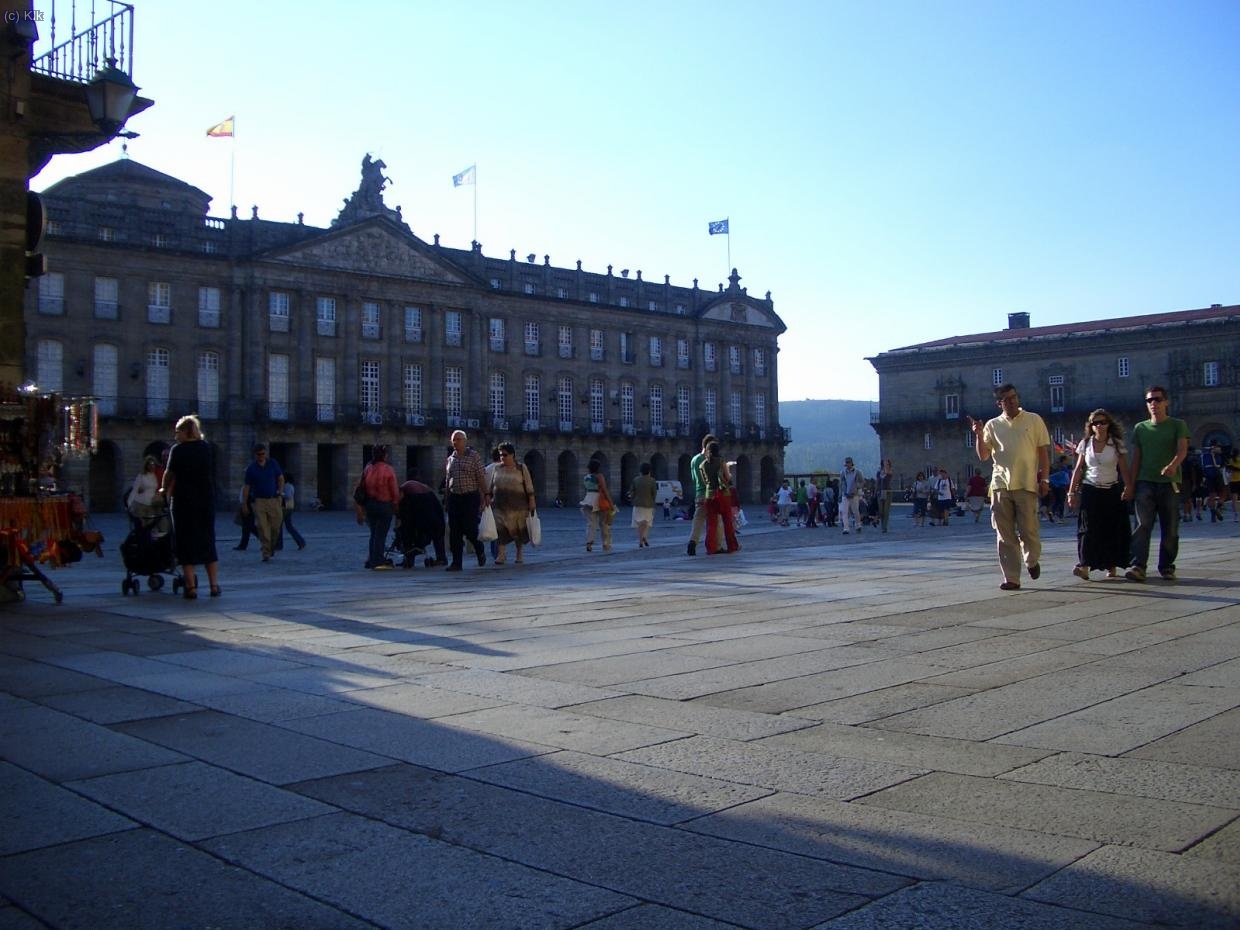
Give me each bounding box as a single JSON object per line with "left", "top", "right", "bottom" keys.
{"left": 127, "top": 456, "right": 164, "bottom": 524}
{"left": 1066, "top": 409, "right": 1133, "bottom": 579}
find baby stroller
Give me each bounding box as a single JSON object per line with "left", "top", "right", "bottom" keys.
{"left": 386, "top": 482, "right": 448, "bottom": 568}
{"left": 120, "top": 508, "right": 184, "bottom": 595}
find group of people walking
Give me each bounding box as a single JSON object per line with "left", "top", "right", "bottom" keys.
{"left": 145, "top": 396, "right": 1223, "bottom": 598}
{"left": 969, "top": 382, "right": 1198, "bottom": 589}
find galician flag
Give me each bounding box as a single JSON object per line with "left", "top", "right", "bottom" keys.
{"left": 708, "top": 218, "right": 729, "bottom": 235}
{"left": 453, "top": 164, "right": 476, "bottom": 187}
{"left": 206, "top": 117, "right": 235, "bottom": 138}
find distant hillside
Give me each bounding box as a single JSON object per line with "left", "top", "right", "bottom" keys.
{"left": 780, "top": 399, "right": 879, "bottom": 475}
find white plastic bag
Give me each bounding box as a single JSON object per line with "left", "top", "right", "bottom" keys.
{"left": 478, "top": 506, "right": 498, "bottom": 542}
{"left": 527, "top": 511, "right": 542, "bottom": 547}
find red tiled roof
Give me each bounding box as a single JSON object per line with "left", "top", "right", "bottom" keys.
{"left": 885, "top": 304, "right": 1240, "bottom": 354}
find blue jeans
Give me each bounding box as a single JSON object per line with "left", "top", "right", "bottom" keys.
{"left": 1129, "top": 481, "right": 1179, "bottom": 573}
{"left": 364, "top": 500, "right": 393, "bottom": 568}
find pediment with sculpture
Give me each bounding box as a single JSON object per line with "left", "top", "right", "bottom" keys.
{"left": 262, "top": 222, "right": 469, "bottom": 284}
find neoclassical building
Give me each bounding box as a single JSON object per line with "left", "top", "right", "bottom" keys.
{"left": 868, "top": 307, "right": 1239, "bottom": 488}
{"left": 25, "top": 156, "right": 788, "bottom": 510}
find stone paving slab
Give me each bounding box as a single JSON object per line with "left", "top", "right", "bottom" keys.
{"left": 695, "top": 657, "right": 970, "bottom": 716}
{"left": 68, "top": 760, "right": 335, "bottom": 841}
{"left": 0, "top": 762, "right": 135, "bottom": 856}
{"left": 812, "top": 881, "right": 1153, "bottom": 929}
{"left": 439, "top": 703, "right": 689, "bottom": 755}
{"left": 616, "top": 735, "right": 927, "bottom": 799}
{"left": 684, "top": 791, "right": 1099, "bottom": 893}
{"left": 281, "top": 706, "right": 557, "bottom": 772}
{"left": 34, "top": 685, "right": 200, "bottom": 725}
{"left": 622, "top": 645, "right": 918, "bottom": 702}
{"left": 148, "top": 647, "right": 313, "bottom": 676}
{"left": 574, "top": 903, "right": 743, "bottom": 929}
{"left": 406, "top": 666, "right": 623, "bottom": 707}
{"left": 0, "top": 905, "right": 51, "bottom": 929}
{"left": 192, "top": 686, "right": 361, "bottom": 723}
{"left": 468, "top": 748, "right": 773, "bottom": 824}
{"left": 0, "top": 658, "right": 108, "bottom": 699}
{"left": 572, "top": 694, "right": 818, "bottom": 741}
{"left": 999, "top": 750, "right": 1240, "bottom": 809}
{"left": 1124, "top": 707, "right": 1240, "bottom": 769}
{"left": 0, "top": 828, "right": 377, "bottom": 930}
{"left": 290, "top": 765, "right": 891, "bottom": 928}
{"left": 790, "top": 682, "right": 978, "bottom": 725}
{"left": 1022, "top": 844, "right": 1240, "bottom": 929}
{"left": 1185, "top": 817, "right": 1240, "bottom": 865}
{"left": 112, "top": 710, "right": 391, "bottom": 785}
{"left": 992, "top": 683, "right": 1240, "bottom": 755}
{"left": 517, "top": 649, "right": 733, "bottom": 686}
{"left": 760, "top": 721, "right": 1050, "bottom": 777}
{"left": 917, "top": 647, "right": 1106, "bottom": 690}
{"left": 205, "top": 810, "right": 636, "bottom": 930}
{"left": 339, "top": 680, "right": 505, "bottom": 717}
{"left": 858, "top": 771, "right": 1235, "bottom": 851}
{"left": 0, "top": 704, "right": 188, "bottom": 782}
{"left": 872, "top": 665, "right": 1174, "bottom": 741}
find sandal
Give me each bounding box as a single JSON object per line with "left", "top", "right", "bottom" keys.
{"left": 209, "top": 586, "right": 222, "bottom": 597}
{"left": 183, "top": 585, "right": 197, "bottom": 600}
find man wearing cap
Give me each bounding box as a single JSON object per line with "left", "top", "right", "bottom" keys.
{"left": 968, "top": 384, "right": 1050, "bottom": 590}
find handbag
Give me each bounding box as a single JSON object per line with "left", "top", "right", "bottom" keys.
{"left": 478, "top": 506, "right": 499, "bottom": 542}
{"left": 527, "top": 510, "right": 542, "bottom": 546}
{"left": 353, "top": 467, "right": 369, "bottom": 507}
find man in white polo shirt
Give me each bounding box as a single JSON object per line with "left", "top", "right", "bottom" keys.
{"left": 968, "top": 383, "right": 1051, "bottom": 590}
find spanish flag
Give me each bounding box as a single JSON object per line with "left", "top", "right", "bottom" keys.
{"left": 206, "top": 117, "right": 234, "bottom": 138}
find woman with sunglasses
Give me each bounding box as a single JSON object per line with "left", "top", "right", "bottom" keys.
{"left": 1066, "top": 409, "right": 1132, "bottom": 580}
{"left": 489, "top": 442, "right": 535, "bottom": 564}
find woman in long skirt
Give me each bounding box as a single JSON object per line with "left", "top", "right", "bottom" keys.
{"left": 1067, "top": 409, "right": 1132, "bottom": 579}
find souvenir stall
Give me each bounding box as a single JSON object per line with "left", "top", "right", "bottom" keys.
{"left": 0, "top": 387, "right": 103, "bottom": 603}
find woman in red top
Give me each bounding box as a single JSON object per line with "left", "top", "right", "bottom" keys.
{"left": 355, "top": 445, "right": 400, "bottom": 570}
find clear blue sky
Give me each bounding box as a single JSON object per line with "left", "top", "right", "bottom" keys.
{"left": 32, "top": 0, "right": 1240, "bottom": 401}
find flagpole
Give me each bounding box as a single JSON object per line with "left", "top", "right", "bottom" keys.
{"left": 726, "top": 216, "right": 731, "bottom": 276}
{"left": 228, "top": 119, "right": 236, "bottom": 214}
{"left": 473, "top": 164, "right": 478, "bottom": 245}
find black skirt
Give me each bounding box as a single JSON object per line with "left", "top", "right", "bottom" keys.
{"left": 1076, "top": 483, "right": 1130, "bottom": 570}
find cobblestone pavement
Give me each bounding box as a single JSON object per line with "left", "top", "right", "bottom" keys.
{"left": 2, "top": 505, "right": 1238, "bottom": 928}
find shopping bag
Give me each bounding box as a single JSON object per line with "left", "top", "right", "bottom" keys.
{"left": 478, "top": 506, "right": 499, "bottom": 542}
{"left": 527, "top": 511, "right": 542, "bottom": 546}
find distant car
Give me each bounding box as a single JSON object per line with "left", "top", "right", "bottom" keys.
{"left": 655, "top": 480, "right": 684, "bottom": 507}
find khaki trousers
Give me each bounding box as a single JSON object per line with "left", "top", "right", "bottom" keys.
{"left": 251, "top": 497, "right": 284, "bottom": 558}
{"left": 990, "top": 488, "right": 1040, "bottom": 583}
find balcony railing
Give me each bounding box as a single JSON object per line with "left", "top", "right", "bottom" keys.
{"left": 32, "top": 2, "right": 135, "bottom": 86}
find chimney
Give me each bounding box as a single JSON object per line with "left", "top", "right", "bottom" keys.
{"left": 1007, "top": 312, "right": 1030, "bottom": 330}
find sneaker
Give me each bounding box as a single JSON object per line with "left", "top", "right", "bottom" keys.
{"left": 687, "top": 540, "right": 696, "bottom": 556}
{"left": 842, "top": 530, "right": 850, "bottom": 535}
{"left": 1124, "top": 566, "right": 1146, "bottom": 582}
{"left": 1159, "top": 568, "right": 1176, "bottom": 581}
{"left": 1072, "top": 565, "right": 1090, "bottom": 580}
{"left": 373, "top": 563, "right": 393, "bottom": 571}
{"left": 1028, "top": 563, "right": 1041, "bottom": 580}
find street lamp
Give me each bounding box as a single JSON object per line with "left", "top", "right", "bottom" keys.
{"left": 84, "top": 57, "right": 139, "bottom": 136}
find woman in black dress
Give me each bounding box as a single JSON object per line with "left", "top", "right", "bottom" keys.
{"left": 159, "top": 414, "right": 219, "bottom": 598}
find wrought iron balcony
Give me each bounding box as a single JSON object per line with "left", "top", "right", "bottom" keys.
{"left": 32, "top": 2, "right": 135, "bottom": 86}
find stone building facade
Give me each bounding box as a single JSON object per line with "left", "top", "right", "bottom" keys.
{"left": 26, "top": 156, "right": 788, "bottom": 511}
{"left": 868, "top": 307, "right": 1239, "bottom": 489}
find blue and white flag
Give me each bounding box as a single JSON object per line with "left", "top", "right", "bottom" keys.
{"left": 708, "top": 219, "right": 729, "bottom": 235}
{"left": 453, "top": 164, "right": 476, "bottom": 187}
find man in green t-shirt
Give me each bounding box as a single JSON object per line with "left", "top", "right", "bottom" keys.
{"left": 686, "top": 433, "right": 716, "bottom": 556}
{"left": 1122, "top": 385, "right": 1190, "bottom": 582}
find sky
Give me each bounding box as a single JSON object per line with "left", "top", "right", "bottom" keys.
{"left": 30, "top": 0, "right": 1240, "bottom": 402}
